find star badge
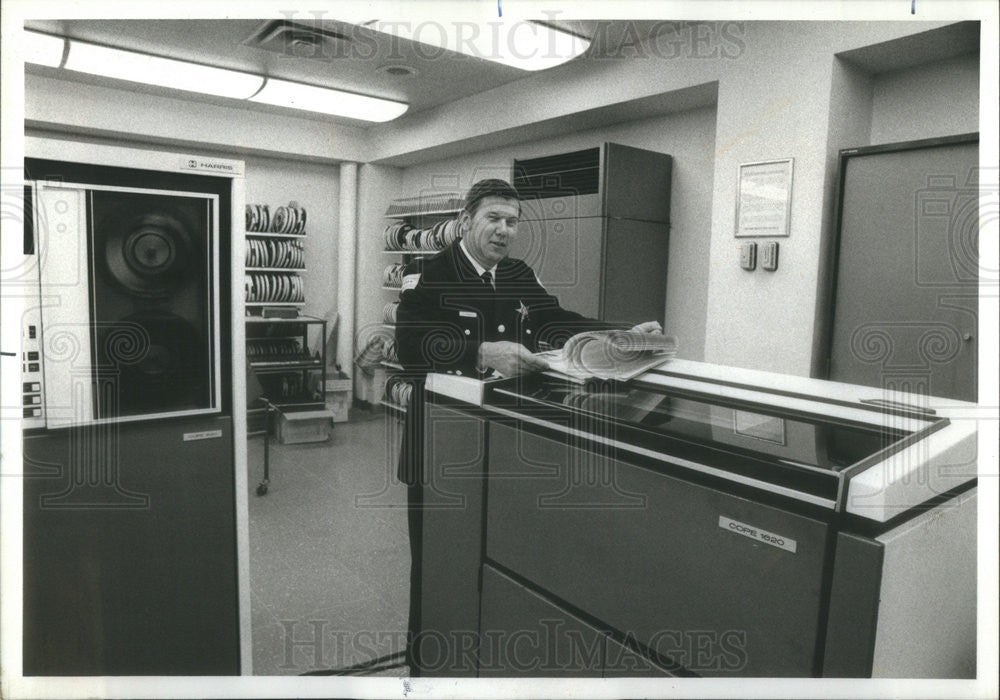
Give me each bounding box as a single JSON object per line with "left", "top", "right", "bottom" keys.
{"left": 517, "top": 301, "right": 530, "bottom": 321}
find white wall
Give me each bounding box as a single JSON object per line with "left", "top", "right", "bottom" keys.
{"left": 392, "top": 105, "right": 718, "bottom": 361}
{"left": 870, "top": 54, "right": 980, "bottom": 145}
{"left": 702, "top": 23, "right": 859, "bottom": 375}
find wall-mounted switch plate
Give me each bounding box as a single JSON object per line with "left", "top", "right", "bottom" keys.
{"left": 740, "top": 242, "right": 757, "bottom": 271}
{"left": 762, "top": 241, "right": 779, "bottom": 271}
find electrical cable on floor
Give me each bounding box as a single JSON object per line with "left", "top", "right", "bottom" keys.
{"left": 299, "top": 650, "right": 407, "bottom": 676}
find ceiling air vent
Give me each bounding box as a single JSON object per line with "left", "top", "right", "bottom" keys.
{"left": 244, "top": 20, "right": 355, "bottom": 60}
{"left": 512, "top": 147, "right": 600, "bottom": 199}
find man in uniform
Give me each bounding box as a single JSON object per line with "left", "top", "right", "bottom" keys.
{"left": 394, "top": 178, "right": 661, "bottom": 673}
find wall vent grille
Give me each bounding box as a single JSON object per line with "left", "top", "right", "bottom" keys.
{"left": 243, "top": 20, "right": 354, "bottom": 60}
{"left": 512, "top": 147, "right": 600, "bottom": 199}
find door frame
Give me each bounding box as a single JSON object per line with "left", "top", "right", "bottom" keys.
{"left": 812, "top": 132, "right": 980, "bottom": 381}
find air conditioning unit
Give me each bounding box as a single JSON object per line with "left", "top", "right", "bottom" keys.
{"left": 511, "top": 143, "right": 673, "bottom": 324}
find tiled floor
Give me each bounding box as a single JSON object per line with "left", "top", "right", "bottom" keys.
{"left": 246, "top": 410, "right": 411, "bottom": 676}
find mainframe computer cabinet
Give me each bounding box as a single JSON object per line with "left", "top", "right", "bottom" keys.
{"left": 511, "top": 142, "right": 673, "bottom": 326}
{"left": 21, "top": 144, "right": 245, "bottom": 676}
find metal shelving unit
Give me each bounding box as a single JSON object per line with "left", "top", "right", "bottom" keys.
{"left": 245, "top": 203, "right": 325, "bottom": 417}
{"left": 378, "top": 193, "right": 463, "bottom": 418}
{"left": 246, "top": 315, "right": 327, "bottom": 410}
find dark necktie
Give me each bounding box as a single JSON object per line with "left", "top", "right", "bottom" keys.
{"left": 481, "top": 271, "right": 499, "bottom": 336}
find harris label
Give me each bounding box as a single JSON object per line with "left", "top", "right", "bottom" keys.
{"left": 179, "top": 158, "right": 244, "bottom": 176}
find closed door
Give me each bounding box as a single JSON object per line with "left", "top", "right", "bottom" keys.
{"left": 829, "top": 137, "right": 979, "bottom": 402}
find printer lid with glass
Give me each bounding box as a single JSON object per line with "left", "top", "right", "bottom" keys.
{"left": 484, "top": 368, "right": 956, "bottom": 515}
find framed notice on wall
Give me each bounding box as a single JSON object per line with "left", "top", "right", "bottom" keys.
{"left": 735, "top": 158, "right": 793, "bottom": 237}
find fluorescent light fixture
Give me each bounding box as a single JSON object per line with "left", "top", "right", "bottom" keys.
{"left": 24, "top": 30, "right": 66, "bottom": 68}
{"left": 364, "top": 19, "right": 590, "bottom": 71}
{"left": 26, "top": 33, "right": 409, "bottom": 122}
{"left": 249, "top": 78, "right": 409, "bottom": 122}
{"left": 63, "top": 40, "right": 265, "bottom": 100}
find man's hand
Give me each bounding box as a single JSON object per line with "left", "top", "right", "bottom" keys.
{"left": 629, "top": 320, "right": 663, "bottom": 334}
{"left": 478, "top": 341, "right": 550, "bottom": 377}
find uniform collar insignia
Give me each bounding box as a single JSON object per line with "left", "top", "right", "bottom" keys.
{"left": 517, "top": 301, "right": 530, "bottom": 321}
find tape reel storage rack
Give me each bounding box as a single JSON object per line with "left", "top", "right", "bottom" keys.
{"left": 245, "top": 202, "right": 326, "bottom": 417}
{"left": 380, "top": 192, "right": 463, "bottom": 418}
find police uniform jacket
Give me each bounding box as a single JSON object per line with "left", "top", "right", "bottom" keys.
{"left": 394, "top": 241, "right": 613, "bottom": 484}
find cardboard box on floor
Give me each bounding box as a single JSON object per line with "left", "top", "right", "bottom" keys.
{"left": 276, "top": 408, "right": 335, "bottom": 443}
{"left": 325, "top": 373, "right": 352, "bottom": 423}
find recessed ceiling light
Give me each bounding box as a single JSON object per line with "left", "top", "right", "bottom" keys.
{"left": 361, "top": 18, "right": 590, "bottom": 71}
{"left": 22, "top": 30, "right": 410, "bottom": 123}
